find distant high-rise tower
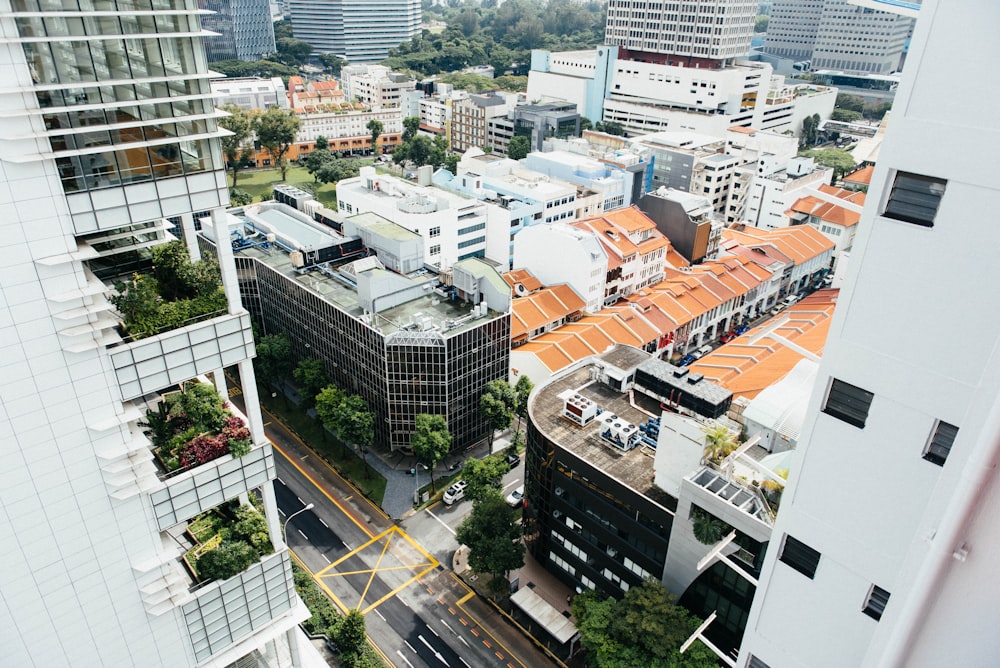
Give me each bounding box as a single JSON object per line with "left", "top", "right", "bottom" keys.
{"left": 0, "top": 2, "right": 315, "bottom": 665}
{"left": 765, "top": 0, "right": 915, "bottom": 74}
{"left": 200, "top": 0, "right": 277, "bottom": 62}
{"left": 740, "top": 1, "right": 1000, "bottom": 666}
{"left": 604, "top": 0, "right": 758, "bottom": 67}
{"left": 288, "top": 0, "right": 421, "bottom": 63}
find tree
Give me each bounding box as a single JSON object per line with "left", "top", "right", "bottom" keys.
{"left": 800, "top": 148, "right": 857, "bottom": 181}
{"left": 275, "top": 37, "right": 313, "bottom": 66}
{"left": 835, "top": 93, "right": 865, "bottom": 112}
{"left": 455, "top": 489, "right": 524, "bottom": 595}
{"left": 411, "top": 413, "right": 451, "bottom": 493}
{"left": 339, "top": 395, "right": 375, "bottom": 476}
{"left": 595, "top": 120, "right": 625, "bottom": 136}
{"left": 480, "top": 379, "right": 516, "bottom": 450}
{"left": 461, "top": 454, "right": 509, "bottom": 501}
{"left": 367, "top": 119, "right": 383, "bottom": 155}
{"left": 229, "top": 188, "right": 252, "bottom": 206}
{"left": 314, "top": 385, "right": 345, "bottom": 442}
{"left": 198, "top": 540, "right": 257, "bottom": 581}
{"left": 402, "top": 116, "right": 421, "bottom": 142}
{"left": 830, "top": 108, "right": 863, "bottom": 123}
{"left": 572, "top": 579, "right": 718, "bottom": 667}
{"left": 507, "top": 135, "right": 530, "bottom": 160}
{"left": 273, "top": 19, "right": 294, "bottom": 41}
{"left": 218, "top": 104, "right": 255, "bottom": 188}
{"left": 254, "top": 332, "right": 294, "bottom": 394}
{"left": 444, "top": 153, "right": 460, "bottom": 176}
{"left": 754, "top": 14, "right": 769, "bottom": 32}
{"left": 318, "top": 53, "right": 346, "bottom": 75}
{"left": 336, "top": 608, "right": 368, "bottom": 666}
{"left": 579, "top": 116, "right": 593, "bottom": 133}
{"left": 315, "top": 135, "right": 329, "bottom": 151}
{"left": 513, "top": 374, "right": 533, "bottom": 433}
{"left": 255, "top": 107, "right": 301, "bottom": 181}
{"left": 800, "top": 113, "right": 820, "bottom": 147}
{"left": 702, "top": 423, "right": 738, "bottom": 464}
{"left": 209, "top": 59, "right": 297, "bottom": 79}
{"left": 293, "top": 358, "right": 328, "bottom": 408}
{"left": 690, "top": 505, "right": 732, "bottom": 545}
{"left": 457, "top": 7, "right": 479, "bottom": 37}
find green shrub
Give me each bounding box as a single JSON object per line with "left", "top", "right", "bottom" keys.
{"left": 197, "top": 540, "right": 257, "bottom": 581}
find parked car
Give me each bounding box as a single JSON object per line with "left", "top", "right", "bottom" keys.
{"left": 505, "top": 452, "right": 521, "bottom": 469}
{"left": 443, "top": 480, "right": 468, "bottom": 505}
{"left": 735, "top": 324, "right": 750, "bottom": 335}
{"left": 678, "top": 354, "right": 697, "bottom": 366}
{"left": 720, "top": 331, "right": 736, "bottom": 343}
{"left": 506, "top": 485, "right": 524, "bottom": 508}
{"left": 697, "top": 345, "right": 713, "bottom": 357}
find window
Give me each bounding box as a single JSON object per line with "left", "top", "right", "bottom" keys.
{"left": 779, "top": 535, "right": 820, "bottom": 579}
{"left": 747, "top": 656, "right": 772, "bottom": 668}
{"left": 429, "top": 226, "right": 440, "bottom": 238}
{"left": 882, "top": 171, "right": 946, "bottom": 227}
{"left": 862, "top": 584, "right": 891, "bottom": 621}
{"left": 429, "top": 244, "right": 440, "bottom": 256}
{"left": 923, "top": 420, "right": 958, "bottom": 466}
{"left": 823, "top": 378, "right": 873, "bottom": 428}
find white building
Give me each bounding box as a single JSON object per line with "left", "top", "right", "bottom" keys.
{"left": 340, "top": 64, "right": 416, "bottom": 109}
{"left": 288, "top": 0, "right": 421, "bottom": 63}
{"left": 735, "top": 155, "right": 833, "bottom": 229}
{"left": 337, "top": 167, "right": 499, "bottom": 267}
{"left": 211, "top": 76, "right": 289, "bottom": 111}
{"left": 765, "top": 0, "right": 915, "bottom": 74}
{"left": 0, "top": 4, "right": 318, "bottom": 667}
{"left": 295, "top": 107, "right": 402, "bottom": 144}
{"left": 513, "top": 224, "right": 609, "bottom": 313}
{"left": 740, "top": 2, "right": 1000, "bottom": 666}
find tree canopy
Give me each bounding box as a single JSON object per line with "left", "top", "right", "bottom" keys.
{"left": 255, "top": 107, "right": 301, "bottom": 181}
{"left": 480, "top": 379, "right": 516, "bottom": 449}
{"left": 572, "top": 579, "right": 718, "bottom": 668}
{"left": 800, "top": 148, "right": 857, "bottom": 180}
{"left": 254, "top": 332, "right": 293, "bottom": 390}
{"left": 293, "top": 358, "right": 328, "bottom": 407}
{"left": 507, "top": 135, "right": 531, "bottom": 160}
{"left": 455, "top": 488, "right": 524, "bottom": 594}
{"left": 461, "top": 454, "right": 509, "bottom": 501}
{"left": 411, "top": 414, "right": 451, "bottom": 493}
{"left": 218, "top": 104, "right": 255, "bottom": 188}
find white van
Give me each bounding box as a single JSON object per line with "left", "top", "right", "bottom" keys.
{"left": 782, "top": 294, "right": 800, "bottom": 308}
{"left": 443, "top": 480, "right": 468, "bottom": 505}
{"left": 696, "top": 345, "right": 713, "bottom": 358}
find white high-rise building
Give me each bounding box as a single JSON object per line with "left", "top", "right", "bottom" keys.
{"left": 0, "top": 3, "right": 318, "bottom": 666}
{"left": 605, "top": 0, "right": 758, "bottom": 66}
{"left": 288, "top": 0, "right": 421, "bottom": 63}
{"left": 740, "top": 1, "right": 1000, "bottom": 665}
{"left": 765, "top": 0, "right": 915, "bottom": 74}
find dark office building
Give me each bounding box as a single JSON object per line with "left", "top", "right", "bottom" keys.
{"left": 199, "top": 0, "right": 276, "bottom": 62}
{"left": 211, "top": 203, "right": 510, "bottom": 452}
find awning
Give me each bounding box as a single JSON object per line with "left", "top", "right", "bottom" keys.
{"left": 510, "top": 587, "right": 578, "bottom": 645}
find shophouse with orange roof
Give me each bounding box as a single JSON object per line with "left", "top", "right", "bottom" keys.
{"left": 842, "top": 164, "right": 875, "bottom": 191}
{"left": 722, "top": 224, "right": 834, "bottom": 299}
{"left": 572, "top": 206, "right": 677, "bottom": 306}
{"left": 507, "top": 281, "right": 586, "bottom": 347}
{"left": 787, "top": 184, "right": 865, "bottom": 258}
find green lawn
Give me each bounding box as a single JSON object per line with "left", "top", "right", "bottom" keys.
{"left": 228, "top": 166, "right": 339, "bottom": 208}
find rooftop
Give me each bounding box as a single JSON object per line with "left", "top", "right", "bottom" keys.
{"left": 528, "top": 347, "right": 667, "bottom": 499}
{"left": 219, "top": 206, "right": 507, "bottom": 337}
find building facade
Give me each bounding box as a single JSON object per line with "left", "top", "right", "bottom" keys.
{"left": 765, "top": 0, "right": 915, "bottom": 74}
{"left": 288, "top": 0, "right": 421, "bottom": 63}
{"left": 740, "top": 2, "right": 1000, "bottom": 665}
{"left": 199, "top": 0, "right": 276, "bottom": 62}
{"left": 0, "top": 3, "right": 315, "bottom": 666}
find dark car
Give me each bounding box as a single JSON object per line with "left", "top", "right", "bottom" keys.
{"left": 678, "top": 354, "right": 697, "bottom": 366}
{"left": 505, "top": 452, "right": 521, "bottom": 469}
{"left": 735, "top": 324, "right": 749, "bottom": 335}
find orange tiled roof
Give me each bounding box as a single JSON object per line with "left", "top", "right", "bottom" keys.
{"left": 503, "top": 268, "right": 543, "bottom": 293}
{"left": 843, "top": 165, "right": 874, "bottom": 186}
{"left": 727, "top": 126, "right": 757, "bottom": 134}
{"left": 601, "top": 205, "right": 657, "bottom": 234}
{"left": 690, "top": 289, "right": 838, "bottom": 399}
{"left": 724, "top": 225, "right": 833, "bottom": 265}
{"left": 509, "top": 283, "right": 585, "bottom": 340}
{"left": 788, "top": 184, "right": 866, "bottom": 228}
{"left": 309, "top": 80, "right": 340, "bottom": 92}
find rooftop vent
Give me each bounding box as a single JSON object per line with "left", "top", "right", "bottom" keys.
{"left": 687, "top": 373, "right": 704, "bottom": 384}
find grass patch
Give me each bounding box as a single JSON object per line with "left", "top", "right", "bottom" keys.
{"left": 229, "top": 166, "right": 339, "bottom": 207}
{"left": 259, "top": 392, "right": 387, "bottom": 506}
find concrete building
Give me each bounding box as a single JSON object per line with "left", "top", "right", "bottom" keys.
{"left": 451, "top": 91, "right": 519, "bottom": 153}
{"left": 639, "top": 187, "right": 724, "bottom": 265}
{"left": 337, "top": 167, "right": 496, "bottom": 267}
{"left": 211, "top": 76, "right": 289, "bottom": 110}
{"left": 605, "top": 0, "right": 758, "bottom": 67}
{"left": 288, "top": 0, "right": 421, "bottom": 63}
{"left": 736, "top": 155, "right": 833, "bottom": 229}
{"left": 220, "top": 203, "right": 511, "bottom": 453}
{"left": 498, "top": 102, "right": 580, "bottom": 154}
{"left": 200, "top": 0, "right": 276, "bottom": 62}
{"left": 764, "top": 0, "right": 915, "bottom": 74}
{"left": 340, "top": 64, "right": 416, "bottom": 109}
{"left": 741, "top": 4, "right": 1000, "bottom": 664}
{"left": 0, "top": 4, "right": 320, "bottom": 666}
{"left": 788, "top": 184, "right": 866, "bottom": 258}
{"left": 522, "top": 149, "right": 646, "bottom": 213}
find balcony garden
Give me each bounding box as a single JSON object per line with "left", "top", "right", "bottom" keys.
{"left": 110, "top": 240, "right": 227, "bottom": 340}
{"left": 184, "top": 501, "right": 273, "bottom": 583}
{"left": 142, "top": 381, "right": 253, "bottom": 475}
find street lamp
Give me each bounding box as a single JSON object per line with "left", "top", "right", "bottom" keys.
{"left": 283, "top": 503, "right": 314, "bottom": 541}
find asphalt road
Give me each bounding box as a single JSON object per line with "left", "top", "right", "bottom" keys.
{"left": 273, "top": 451, "right": 521, "bottom": 668}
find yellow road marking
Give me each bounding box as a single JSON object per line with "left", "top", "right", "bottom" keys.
{"left": 331, "top": 563, "right": 434, "bottom": 578}
{"left": 457, "top": 592, "right": 474, "bottom": 605}
{"left": 357, "top": 530, "right": 394, "bottom": 610}
{"left": 362, "top": 563, "right": 437, "bottom": 614}
{"left": 271, "top": 441, "right": 373, "bottom": 537}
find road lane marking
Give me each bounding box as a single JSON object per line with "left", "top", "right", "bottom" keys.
{"left": 296, "top": 496, "right": 305, "bottom": 505}
{"left": 321, "top": 554, "right": 331, "bottom": 564}
{"left": 319, "top": 518, "right": 329, "bottom": 528}
{"left": 396, "top": 650, "right": 415, "bottom": 668}
{"left": 276, "top": 477, "right": 285, "bottom": 486}
{"left": 404, "top": 641, "right": 416, "bottom": 654}
{"left": 278, "top": 508, "right": 286, "bottom": 517}
{"left": 440, "top": 620, "right": 454, "bottom": 635}
{"left": 343, "top": 541, "right": 352, "bottom": 550}
{"left": 297, "top": 529, "right": 308, "bottom": 540}
{"left": 458, "top": 636, "right": 469, "bottom": 647}
{"left": 460, "top": 659, "right": 471, "bottom": 668}
{"left": 503, "top": 480, "right": 518, "bottom": 490}
{"left": 427, "top": 624, "right": 439, "bottom": 637}
{"left": 425, "top": 508, "right": 457, "bottom": 536}
{"left": 373, "top": 608, "right": 386, "bottom": 622}
{"left": 418, "top": 635, "right": 450, "bottom": 666}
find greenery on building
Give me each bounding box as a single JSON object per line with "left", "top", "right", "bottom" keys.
{"left": 571, "top": 578, "right": 718, "bottom": 667}
{"left": 184, "top": 502, "right": 273, "bottom": 582}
